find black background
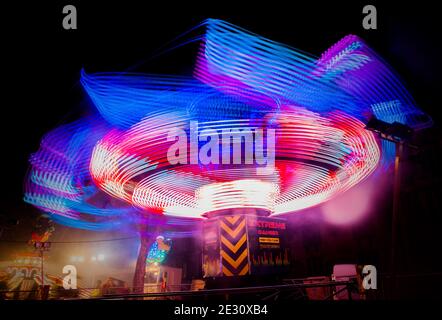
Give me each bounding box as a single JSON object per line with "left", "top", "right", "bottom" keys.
{"left": 3, "top": 0, "right": 442, "bottom": 298}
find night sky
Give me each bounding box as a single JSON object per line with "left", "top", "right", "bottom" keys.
{"left": 2, "top": 1, "right": 442, "bottom": 297}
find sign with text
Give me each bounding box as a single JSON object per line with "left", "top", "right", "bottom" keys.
{"left": 247, "top": 216, "right": 290, "bottom": 274}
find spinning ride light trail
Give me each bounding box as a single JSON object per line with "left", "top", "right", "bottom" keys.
{"left": 89, "top": 108, "right": 380, "bottom": 217}
{"left": 25, "top": 19, "right": 431, "bottom": 230}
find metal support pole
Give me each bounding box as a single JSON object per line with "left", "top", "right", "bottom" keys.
{"left": 391, "top": 141, "right": 403, "bottom": 298}
{"left": 40, "top": 249, "right": 44, "bottom": 287}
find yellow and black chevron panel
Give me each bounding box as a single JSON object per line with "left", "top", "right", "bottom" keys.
{"left": 219, "top": 215, "right": 250, "bottom": 276}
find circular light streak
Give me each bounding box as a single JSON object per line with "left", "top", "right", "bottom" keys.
{"left": 89, "top": 107, "right": 380, "bottom": 218}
